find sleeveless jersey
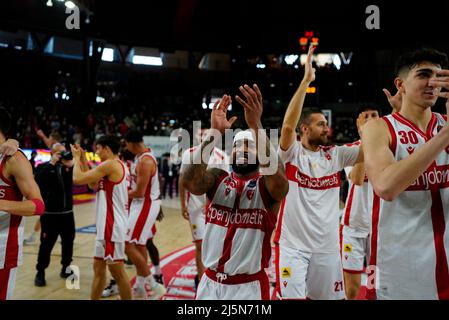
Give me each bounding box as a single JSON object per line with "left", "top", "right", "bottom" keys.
{"left": 203, "top": 172, "right": 276, "bottom": 276}
{"left": 130, "top": 149, "right": 160, "bottom": 201}
{"left": 95, "top": 160, "right": 129, "bottom": 242}
{"left": 0, "top": 153, "right": 25, "bottom": 269}
{"left": 367, "top": 112, "right": 449, "bottom": 299}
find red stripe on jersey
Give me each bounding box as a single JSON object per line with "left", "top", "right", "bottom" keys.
{"left": 273, "top": 198, "right": 286, "bottom": 245}
{"left": 366, "top": 193, "right": 380, "bottom": 300}
{"left": 216, "top": 177, "right": 245, "bottom": 273}
{"left": 103, "top": 180, "right": 115, "bottom": 242}
{"left": 259, "top": 271, "right": 270, "bottom": 300}
{"left": 131, "top": 197, "right": 152, "bottom": 240}
{"left": 274, "top": 244, "right": 281, "bottom": 298}
{"left": 104, "top": 240, "right": 115, "bottom": 258}
{"left": 382, "top": 116, "right": 397, "bottom": 155}
{"left": 285, "top": 162, "right": 340, "bottom": 190}
{"left": 0, "top": 268, "right": 12, "bottom": 300}
{"left": 429, "top": 168, "right": 449, "bottom": 300}
{"left": 4, "top": 215, "right": 21, "bottom": 268}
{"left": 343, "top": 184, "right": 356, "bottom": 227}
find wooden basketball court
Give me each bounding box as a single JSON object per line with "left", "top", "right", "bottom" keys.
{"left": 14, "top": 197, "right": 192, "bottom": 300}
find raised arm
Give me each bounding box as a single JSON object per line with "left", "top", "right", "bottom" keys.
{"left": 235, "top": 84, "right": 289, "bottom": 208}
{"left": 348, "top": 114, "right": 368, "bottom": 185}
{"left": 0, "top": 152, "right": 44, "bottom": 216}
{"left": 181, "top": 95, "right": 235, "bottom": 196}
{"left": 280, "top": 45, "right": 316, "bottom": 151}
{"left": 36, "top": 129, "right": 54, "bottom": 149}
{"left": 71, "top": 144, "right": 111, "bottom": 185}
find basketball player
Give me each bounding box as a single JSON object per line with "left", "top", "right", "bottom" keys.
{"left": 179, "top": 127, "right": 229, "bottom": 287}
{"left": 0, "top": 107, "right": 45, "bottom": 300}
{"left": 275, "top": 45, "right": 363, "bottom": 300}
{"left": 363, "top": 48, "right": 449, "bottom": 299}
{"left": 340, "top": 106, "right": 380, "bottom": 300}
{"left": 71, "top": 136, "right": 132, "bottom": 300}
{"left": 124, "top": 130, "right": 166, "bottom": 299}
{"left": 182, "top": 85, "right": 289, "bottom": 300}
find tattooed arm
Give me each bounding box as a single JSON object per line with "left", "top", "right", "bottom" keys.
{"left": 181, "top": 94, "right": 236, "bottom": 196}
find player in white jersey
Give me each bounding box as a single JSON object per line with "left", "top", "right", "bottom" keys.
{"left": 123, "top": 130, "right": 166, "bottom": 299}
{"left": 182, "top": 85, "right": 289, "bottom": 300}
{"left": 340, "top": 106, "right": 380, "bottom": 299}
{"left": 363, "top": 48, "right": 449, "bottom": 299}
{"left": 179, "top": 127, "right": 229, "bottom": 287}
{"left": 72, "top": 135, "right": 132, "bottom": 300}
{"left": 0, "top": 107, "right": 44, "bottom": 300}
{"left": 275, "top": 45, "right": 363, "bottom": 300}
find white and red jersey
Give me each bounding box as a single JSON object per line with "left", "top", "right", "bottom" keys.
{"left": 95, "top": 160, "right": 129, "bottom": 242}
{"left": 203, "top": 172, "right": 276, "bottom": 276}
{"left": 368, "top": 112, "right": 449, "bottom": 300}
{"left": 130, "top": 149, "right": 160, "bottom": 201}
{"left": 180, "top": 147, "right": 229, "bottom": 213}
{"left": 342, "top": 146, "right": 371, "bottom": 235}
{"left": 0, "top": 154, "right": 25, "bottom": 269}
{"left": 275, "top": 141, "right": 359, "bottom": 253}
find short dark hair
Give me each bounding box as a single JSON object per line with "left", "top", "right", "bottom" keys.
{"left": 395, "top": 48, "right": 448, "bottom": 76}
{"left": 0, "top": 107, "right": 12, "bottom": 138}
{"left": 299, "top": 108, "right": 323, "bottom": 126}
{"left": 125, "top": 129, "right": 143, "bottom": 143}
{"left": 357, "top": 105, "right": 381, "bottom": 115}
{"left": 95, "top": 135, "right": 121, "bottom": 154}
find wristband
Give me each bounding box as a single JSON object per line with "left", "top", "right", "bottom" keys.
{"left": 31, "top": 199, "right": 45, "bottom": 216}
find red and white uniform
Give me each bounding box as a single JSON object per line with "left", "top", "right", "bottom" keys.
{"left": 0, "top": 153, "right": 25, "bottom": 300}
{"left": 368, "top": 112, "right": 449, "bottom": 300}
{"left": 196, "top": 172, "right": 276, "bottom": 300}
{"left": 94, "top": 160, "right": 129, "bottom": 262}
{"left": 275, "top": 141, "right": 359, "bottom": 299}
{"left": 127, "top": 149, "right": 160, "bottom": 245}
{"left": 341, "top": 163, "right": 371, "bottom": 273}
{"left": 180, "top": 147, "right": 229, "bottom": 242}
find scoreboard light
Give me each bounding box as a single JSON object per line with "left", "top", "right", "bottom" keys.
{"left": 299, "top": 37, "right": 308, "bottom": 46}
{"left": 306, "top": 87, "right": 316, "bottom": 94}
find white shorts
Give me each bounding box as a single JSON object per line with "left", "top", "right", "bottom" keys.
{"left": 188, "top": 208, "right": 205, "bottom": 242}
{"left": 341, "top": 225, "right": 370, "bottom": 273}
{"left": 0, "top": 267, "right": 17, "bottom": 300}
{"left": 276, "top": 245, "right": 345, "bottom": 300}
{"left": 196, "top": 270, "right": 270, "bottom": 300}
{"left": 94, "top": 240, "right": 126, "bottom": 264}
{"left": 126, "top": 199, "right": 161, "bottom": 245}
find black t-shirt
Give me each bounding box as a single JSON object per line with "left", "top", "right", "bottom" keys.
{"left": 35, "top": 162, "right": 73, "bottom": 213}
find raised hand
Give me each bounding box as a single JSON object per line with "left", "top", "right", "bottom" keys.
{"left": 302, "top": 44, "right": 316, "bottom": 84}
{"left": 235, "top": 84, "right": 263, "bottom": 130}
{"left": 356, "top": 113, "right": 367, "bottom": 138}
{"left": 0, "top": 139, "right": 19, "bottom": 156}
{"left": 70, "top": 144, "right": 82, "bottom": 159}
{"left": 382, "top": 88, "right": 402, "bottom": 113}
{"left": 429, "top": 69, "right": 449, "bottom": 111}
{"left": 211, "top": 94, "right": 237, "bottom": 134}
